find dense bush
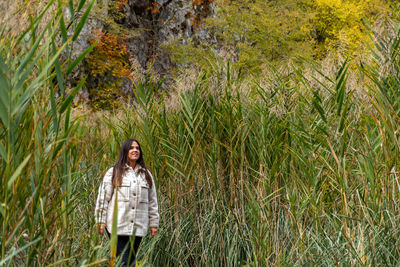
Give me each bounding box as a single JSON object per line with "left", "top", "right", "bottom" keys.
{"left": 167, "top": 0, "right": 391, "bottom": 74}
{"left": 86, "top": 30, "right": 131, "bottom": 110}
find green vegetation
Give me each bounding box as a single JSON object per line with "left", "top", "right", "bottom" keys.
{"left": 168, "top": 0, "right": 390, "bottom": 74}
{"left": 2, "top": 0, "right": 400, "bottom": 266}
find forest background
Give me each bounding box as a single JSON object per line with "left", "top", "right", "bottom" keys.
{"left": 1, "top": 0, "right": 400, "bottom": 266}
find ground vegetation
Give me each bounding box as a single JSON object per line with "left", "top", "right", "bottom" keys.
{"left": 2, "top": 0, "right": 400, "bottom": 266}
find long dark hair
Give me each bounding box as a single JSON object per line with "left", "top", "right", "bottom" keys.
{"left": 112, "top": 139, "right": 153, "bottom": 188}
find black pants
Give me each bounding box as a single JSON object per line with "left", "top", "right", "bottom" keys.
{"left": 106, "top": 230, "right": 142, "bottom": 266}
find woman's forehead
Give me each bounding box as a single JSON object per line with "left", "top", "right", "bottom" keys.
{"left": 130, "top": 141, "right": 139, "bottom": 147}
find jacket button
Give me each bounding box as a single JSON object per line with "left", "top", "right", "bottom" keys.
{"left": 133, "top": 193, "right": 136, "bottom": 196}
{"left": 131, "top": 220, "right": 133, "bottom": 223}
{"left": 132, "top": 206, "right": 135, "bottom": 209}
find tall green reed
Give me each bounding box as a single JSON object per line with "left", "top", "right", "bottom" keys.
{"left": 99, "top": 22, "right": 400, "bottom": 265}
{"left": 0, "top": 0, "right": 98, "bottom": 265}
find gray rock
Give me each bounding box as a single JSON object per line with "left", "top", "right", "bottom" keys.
{"left": 69, "top": 0, "right": 215, "bottom": 105}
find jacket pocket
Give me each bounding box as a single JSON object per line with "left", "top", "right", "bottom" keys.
{"left": 116, "top": 182, "right": 130, "bottom": 202}
{"left": 140, "top": 185, "right": 149, "bottom": 203}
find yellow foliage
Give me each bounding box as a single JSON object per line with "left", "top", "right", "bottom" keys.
{"left": 166, "top": 0, "right": 393, "bottom": 75}
{"left": 311, "top": 0, "right": 389, "bottom": 53}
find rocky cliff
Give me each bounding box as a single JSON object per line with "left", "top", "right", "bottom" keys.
{"left": 70, "top": 0, "right": 215, "bottom": 104}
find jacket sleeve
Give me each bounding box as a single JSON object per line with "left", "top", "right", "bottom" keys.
{"left": 94, "top": 167, "right": 114, "bottom": 224}
{"left": 148, "top": 171, "right": 160, "bottom": 228}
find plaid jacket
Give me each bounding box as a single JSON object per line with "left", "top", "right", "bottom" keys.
{"left": 95, "top": 166, "right": 159, "bottom": 236}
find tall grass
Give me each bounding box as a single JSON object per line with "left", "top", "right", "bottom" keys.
{"left": 2, "top": 2, "right": 400, "bottom": 266}
{"left": 0, "top": 0, "right": 101, "bottom": 265}
{"left": 84, "top": 43, "right": 400, "bottom": 265}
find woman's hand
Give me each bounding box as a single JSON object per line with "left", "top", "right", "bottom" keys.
{"left": 150, "top": 227, "right": 158, "bottom": 238}
{"left": 97, "top": 223, "right": 106, "bottom": 235}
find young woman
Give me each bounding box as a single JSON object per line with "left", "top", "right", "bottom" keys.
{"left": 95, "top": 139, "right": 159, "bottom": 266}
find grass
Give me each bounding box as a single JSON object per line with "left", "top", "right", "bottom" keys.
{"left": 2, "top": 2, "right": 400, "bottom": 266}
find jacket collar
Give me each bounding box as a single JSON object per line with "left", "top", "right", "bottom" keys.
{"left": 125, "top": 164, "right": 143, "bottom": 172}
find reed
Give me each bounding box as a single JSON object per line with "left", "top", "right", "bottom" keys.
{"left": 2, "top": 2, "right": 400, "bottom": 266}
{"left": 0, "top": 0, "right": 98, "bottom": 265}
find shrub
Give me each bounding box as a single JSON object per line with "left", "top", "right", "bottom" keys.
{"left": 86, "top": 30, "right": 131, "bottom": 109}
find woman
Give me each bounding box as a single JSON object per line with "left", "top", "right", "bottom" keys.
{"left": 95, "top": 139, "right": 159, "bottom": 266}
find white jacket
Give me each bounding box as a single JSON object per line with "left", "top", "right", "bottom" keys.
{"left": 95, "top": 165, "right": 159, "bottom": 236}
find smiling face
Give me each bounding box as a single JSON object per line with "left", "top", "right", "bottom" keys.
{"left": 127, "top": 141, "right": 140, "bottom": 165}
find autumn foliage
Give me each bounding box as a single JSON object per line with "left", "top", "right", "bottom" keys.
{"left": 311, "top": 0, "right": 388, "bottom": 52}
{"left": 168, "top": 0, "right": 392, "bottom": 75}
{"left": 115, "top": 0, "right": 128, "bottom": 11}
{"left": 86, "top": 30, "right": 130, "bottom": 109}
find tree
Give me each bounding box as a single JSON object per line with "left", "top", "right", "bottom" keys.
{"left": 166, "top": 0, "right": 391, "bottom": 76}
{"left": 310, "top": 0, "right": 389, "bottom": 55}
{"left": 207, "top": 0, "right": 313, "bottom": 74}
